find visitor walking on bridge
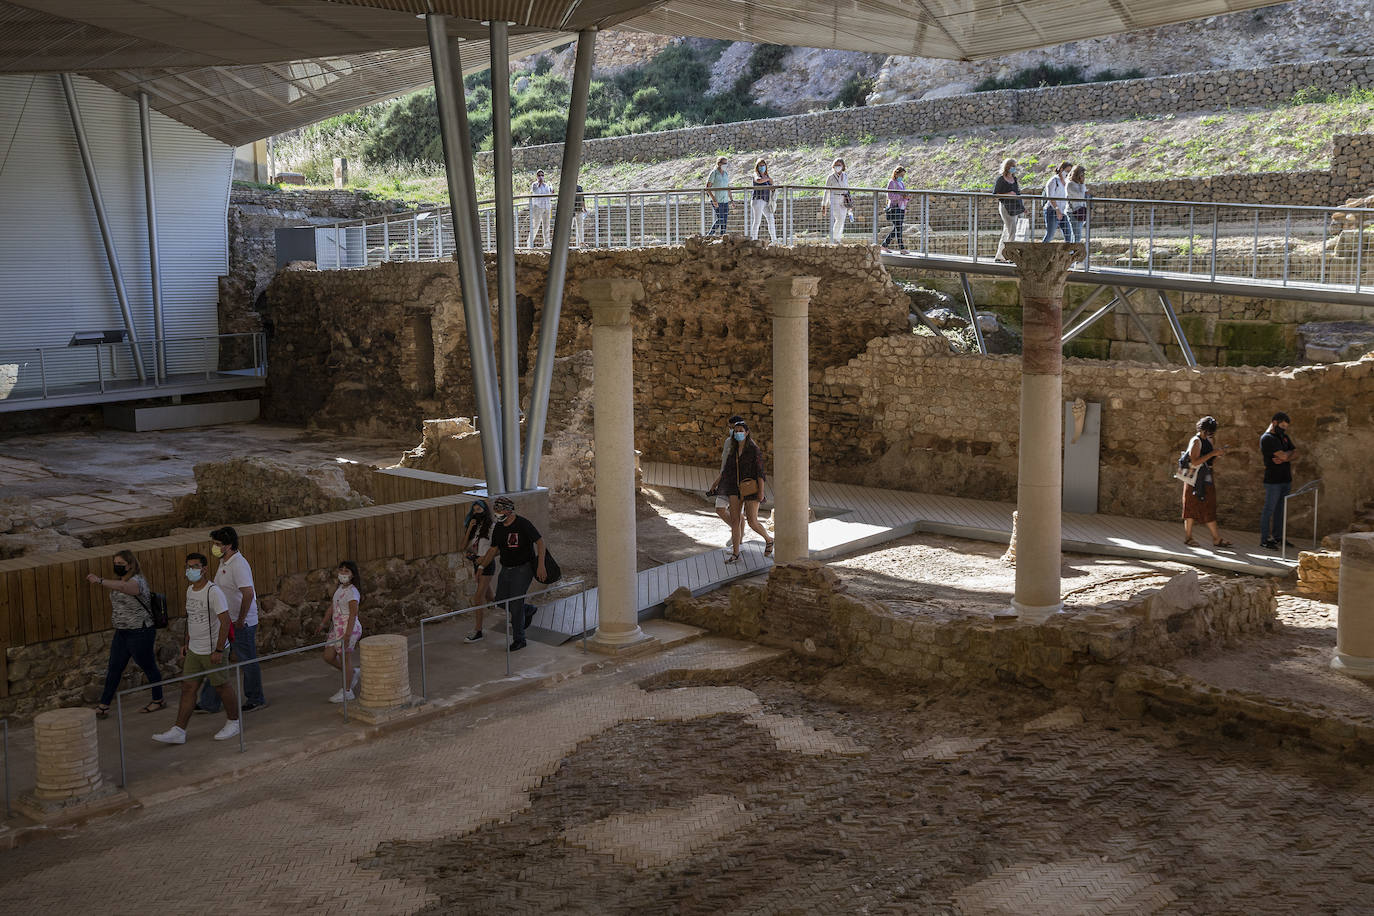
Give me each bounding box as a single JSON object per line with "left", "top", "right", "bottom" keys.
{"left": 1041, "top": 162, "right": 1072, "bottom": 243}
{"left": 1181, "top": 416, "right": 1233, "bottom": 549}
{"left": 528, "top": 170, "right": 554, "bottom": 248}
{"left": 1066, "top": 165, "right": 1089, "bottom": 248}
{"left": 883, "top": 166, "right": 910, "bottom": 253}
{"left": 705, "top": 157, "right": 732, "bottom": 236}
{"left": 823, "top": 159, "right": 851, "bottom": 244}
{"left": 1259, "top": 412, "right": 1298, "bottom": 550}
{"left": 89, "top": 549, "right": 164, "bottom": 718}
{"left": 993, "top": 158, "right": 1023, "bottom": 262}
{"left": 749, "top": 159, "right": 777, "bottom": 243}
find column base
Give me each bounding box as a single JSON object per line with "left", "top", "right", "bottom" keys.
{"left": 1331, "top": 652, "right": 1374, "bottom": 680}
{"left": 346, "top": 696, "right": 425, "bottom": 725}
{"left": 14, "top": 785, "right": 130, "bottom": 827}
{"left": 1008, "top": 598, "right": 1063, "bottom": 623}
{"left": 585, "top": 629, "right": 660, "bottom": 657}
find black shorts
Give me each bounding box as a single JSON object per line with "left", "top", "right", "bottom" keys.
{"left": 470, "top": 557, "right": 495, "bottom": 578}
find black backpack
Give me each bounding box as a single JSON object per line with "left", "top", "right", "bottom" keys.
{"left": 137, "top": 590, "right": 170, "bottom": 629}
{"left": 537, "top": 550, "right": 562, "bottom": 585}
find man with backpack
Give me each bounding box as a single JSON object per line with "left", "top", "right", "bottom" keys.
{"left": 475, "top": 496, "right": 548, "bottom": 652}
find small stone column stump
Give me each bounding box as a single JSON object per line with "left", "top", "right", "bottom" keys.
{"left": 16, "top": 707, "right": 128, "bottom": 825}
{"left": 1332, "top": 532, "right": 1374, "bottom": 679}
{"left": 348, "top": 634, "right": 417, "bottom": 723}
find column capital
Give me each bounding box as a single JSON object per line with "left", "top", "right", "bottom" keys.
{"left": 1003, "top": 242, "right": 1084, "bottom": 300}
{"left": 583, "top": 278, "right": 644, "bottom": 327}
{"left": 765, "top": 276, "right": 820, "bottom": 318}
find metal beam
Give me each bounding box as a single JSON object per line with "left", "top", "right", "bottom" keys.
{"left": 1062, "top": 284, "right": 1108, "bottom": 330}
{"left": 61, "top": 74, "right": 147, "bottom": 383}
{"left": 426, "top": 14, "right": 505, "bottom": 494}
{"left": 1156, "top": 290, "right": 1198, "bottom": 367}
{"left": 1114, "top": 286, "right": 1170, "bottom": 365}
{"left": 138, "top": 91, "right": 166, "bottom": 381}
{"left": 1062, "top": 296, "right": 1120, "bottom": 344}
{"left": 523, "top": 27, "right": 597, "bottom": 490}
{"left": 957, "top": 272, "right": 987, "bottom": 354}
{"left": 489, "top": 19, "right": 522, "bottom": 490}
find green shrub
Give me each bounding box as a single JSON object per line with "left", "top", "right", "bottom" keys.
{"left": 834, "top": 73, "right": 876, "bottom": 108}
{"left": 974, "top": 63, "right": 1145, "bottom": 92}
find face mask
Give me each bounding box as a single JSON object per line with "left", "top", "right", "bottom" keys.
{"left": 113, "top": 563, "right": 128, "bottom": 576}
{"left": 210, "top": 545, "right": 223, "bottom": 558}
{"left": 338, "top": 573, "right": 352, "bottom": 585}
{"left": 760, "top": 166, "right": 767, "bottom": 173}
{"left": 1010, "top": 167, "right": 1018, "bottom": 176}
{"left": 495, "top": 512, "right": 510, "bottom": 524}
{"left": 185, "top": 567, "right": 203, "bottom": 583}
{"left": 733, "top": 431, "right": 747, "bottom": 442}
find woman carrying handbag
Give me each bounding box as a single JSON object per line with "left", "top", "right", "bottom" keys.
{"left": 717, "top": 420, "right": 773, "bottom": 563}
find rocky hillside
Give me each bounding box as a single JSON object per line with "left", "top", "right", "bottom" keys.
{"left": 558, "top": 0, "right": 1372, "bottom": 113}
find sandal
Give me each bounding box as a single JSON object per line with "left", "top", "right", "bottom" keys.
{"left": 724, "top": 553, "right": 740, "bottom": 564}
{"left": 140, "top": 700, "right": 167, "bottom": 714}
{"left": 764, "top": 540, "right": 775, "bottom": 557}
{"left": 1213, "top": 539, "right": 1233, "bottom": 548}
{"left": 94, "top": 704, "right": 110, "bottom": 720}
{"left": 1183, "top": 537, "right": 1199, "bottom": 547}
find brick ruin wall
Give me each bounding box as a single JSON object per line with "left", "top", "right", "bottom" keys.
{"left": 260, "top": 242, "right": 1374, "bottom": 538}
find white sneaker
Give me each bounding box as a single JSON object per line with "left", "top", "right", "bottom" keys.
{"left": 152, "top": 725, "right": 186, "bottom": 745}
{"left": 329, "top": 688, "right": 355, "bottom": 704}
{"left": 214, "top": 719, "right": 241, "bottom": 740}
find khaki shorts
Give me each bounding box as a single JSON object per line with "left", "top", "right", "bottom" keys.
{"left": 183, "top": 650, "right": 230, "bottom": 688}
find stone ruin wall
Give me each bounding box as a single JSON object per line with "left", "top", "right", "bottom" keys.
{"left": 260, "top": 242, "right": 1374, "bottom": 537}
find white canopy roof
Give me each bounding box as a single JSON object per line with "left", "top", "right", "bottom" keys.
{"left": 1, "top": 0, "right": 1278, "bottom": 145}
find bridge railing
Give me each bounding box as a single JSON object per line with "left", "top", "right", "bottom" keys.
{"left": 304, "top": 186, "right": 1374, "bottom": 292}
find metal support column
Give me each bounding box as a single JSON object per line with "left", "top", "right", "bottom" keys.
{"left": 1063, "top": 284, "right": 1108, "bottom": 330}
{"left": 138, "top": 91, "right": 166, "bottom": 380}
{"left": 958, "top": 272, "right": 987, "bottom": 354}
{"left": 523, "top": 27, "right": 597, "bottom": 489}
{"left": 1155, "top": 289, "right": 1197, "bottom": 367}
{"left": 61, "top": 74, "right": 147, "bottom": 381}
{"left": 489, "top": 20, "right": 521, "bottom": 488}
{"left": 1062, "top": 296, "right": 1119, "bottom": 344}
{"left": 426, "top": 15, "right": 505, "bottom": 493}
{"left": 1114, "top": 287, "right": 1169, "bottom": 365}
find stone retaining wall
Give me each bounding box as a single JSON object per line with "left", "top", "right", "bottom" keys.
{"left": 483, "top": 56, "right": 1374, "bottom": 184}
{"left": 663, "top": 562, "right": 1277, "bottom": 692}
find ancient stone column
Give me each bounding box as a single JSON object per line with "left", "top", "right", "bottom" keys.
{"left": 1332, "top": 532, "right": 1374, "bottom": 678}
{"left": 358, "top": 634, "right": 411, "bottom": 709}
{"left": 584, "top": 278, "right": 653, "bottom": 652}
{"left": 766, "top": 276, "right": 820, "bottom": 564}
{"left": 1003, "top": 242, "right": 1083, "bottom": 621}
{"left": 32, "top": 707, "right": 102, "bottom": 801}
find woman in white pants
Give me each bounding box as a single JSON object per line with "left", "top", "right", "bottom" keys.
{"left": 823, "top": 159, "right": 849, "bottom": 243}
{"left": 749, "top": 159, "right": 777, "bottom": 243}
{"left": 527, "top": 170, "right": 553, "bottom": 248}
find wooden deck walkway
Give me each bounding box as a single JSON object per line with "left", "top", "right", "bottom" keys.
{"left": 527, "top": 461, "right": 1296, "bottom": 644}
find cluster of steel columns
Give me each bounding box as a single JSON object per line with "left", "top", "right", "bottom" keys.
{"left": 425, "top": 15, "right": 596, "bottom": 496}
{"left": 60, "top": 74, "right": 165, "bottom": 382}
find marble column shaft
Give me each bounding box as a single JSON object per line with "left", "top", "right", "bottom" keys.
{"left": 1333, "top": 532, "right": 1374, "bottom": 678}
{"left": 766, "top": 277, "right": 820, "bottom": 564}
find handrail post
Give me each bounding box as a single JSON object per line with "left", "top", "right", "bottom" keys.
{"left": 1357, "top": 214, "right": 1365, "bottom": 293}
{"left": 420, "top": 620, "right": 428, "bottom": 699}
{"left": 3, "top": 718, "right": 11, "bottom": 816}
{"left": 38, "top": 348, "right": 47, "bottom": 398}
{"left": 1210, "top": 205, "right": 1219, "bottom": 281}
{"left": 1253, "top": 211, "right": 1260, "bottom": 279}
{"left": 1282, "top": 209, "right": 1292, "bottom": 286}
{"left": 236, "top": 666, "right": 245, "bottom": 752}
{"left": 1187, "top": 205, "right": 1195, "bottom": 274}
{"left": 1147, "top": 205, "right": 1155, "bottom": 274}
{"left": 871, "top": 191, "right": 880, "bottom": 246}
{"left": 96, "top": 346, "right": 104, "bottom": 393}
{"left": 1128, "top": 203, "right": 1135, "bottom": 269}
{"left": 921, "top": 192, "right": 929, "bottom": 253}
{"left": 115, "top": 693, "right": 126, "bottom": 788}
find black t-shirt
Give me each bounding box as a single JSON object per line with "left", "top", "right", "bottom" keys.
{"left": 994, "top": 175, "right": 1023, "bottom": 214}
{"left": 495, "top": 515, "right": 542, "bottom": 567}
{"left": 1260, "top": 429, "right": 1295, "bottom": 484}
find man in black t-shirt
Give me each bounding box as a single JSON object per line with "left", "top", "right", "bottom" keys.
{"left": 477, "top": 496, "right": 547, "bottom": 651}
{"left": 1259, "top": 411, "right": 1299, "bottom": 549}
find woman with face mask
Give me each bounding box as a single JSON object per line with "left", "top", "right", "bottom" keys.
{"left": 822, "top": 158, "right": 850, "bottom": 244}
{"left": 749, "top": 159, "right": 777, "bottom": 243}
{"left": 88, "top": 549, "right": 164, "bottom": 718}
{"left": 993, "top": 158, "right": 1024, "bottom": 263}
{"left": 720, "top": 421, "right": 773, "bottom": 563}
{"left": 322, "top": 560, "right": 363, "bottom": 702}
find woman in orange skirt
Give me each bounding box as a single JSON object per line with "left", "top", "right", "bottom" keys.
{"left": 1182, "top": 415, "right": 1232, "bottom": 548}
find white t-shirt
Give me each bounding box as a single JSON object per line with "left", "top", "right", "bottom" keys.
{"left": 185, "top": 582, "right": 230, "bottom": 655}
{"left": 330, "top": 584, "right": 363, "bottom": 640}
{"left": 216, "top": 551, "right": 258, "bottom": 627}
{"left": 531, "top": 180, "right": 553, "bottom": 211}
{"left": 1044, "top": 174, "right": 1068, "bottom": 211}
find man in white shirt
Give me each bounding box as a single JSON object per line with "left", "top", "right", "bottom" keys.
{"left": 822, "top": 159, "right": 850, "bottom": 244}
{"left": 154, "top": 552, "right": 240, "bottom": 743}
{"left": 528, "top": 170, "right": 554, "bottom": 248}
{"left": 196, "top": 525, "right": 266, "bottom": 713}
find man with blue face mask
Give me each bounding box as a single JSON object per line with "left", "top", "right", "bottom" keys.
{"left": 153, "top": 553, "right": 239, "bottom": 744}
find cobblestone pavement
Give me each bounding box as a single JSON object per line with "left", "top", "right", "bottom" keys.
{"left": 4, "top": 641, "right": 1372, "bottom": 915}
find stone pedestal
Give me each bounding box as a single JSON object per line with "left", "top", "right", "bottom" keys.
{"left": 16, "top": 707, "right": 127, "bottom": 825}
{"left": 1003, "top": 242, "right": 1083, "bottom": 621}
{"left": 1332, "top": 532, "right": 1374, "bottom": 679}
{"left": 765, "top": 277, "right": 820, "bottom": 564}
{"left": 584, "top": 278, "right": 655, "bottom": 654}
{"left": 350, "top": 634, "right": 415, "bottom": 723}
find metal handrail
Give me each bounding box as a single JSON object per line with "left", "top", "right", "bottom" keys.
{"left": 2, "top": 718, "right": 11, "bottom": 818}
{"left": 418, "top": 576, "right": 586, "bottom": 695}
{"left": 1281, "top": 479, "right": 1321, "bottom": 562}
{"left": 113, "top": 634, "right": 348, "bottom": 788}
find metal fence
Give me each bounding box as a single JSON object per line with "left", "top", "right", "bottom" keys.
{"left": 2, "top": 718, "right": 11, "bottom": 818}
{"left": 418, "top": 576, "right": 586, "bottom": 694}
{"left": 113, "top": 635, "right": 349, "bottom": 788}
{"left": 1282, "top": 480, "right": 1322, "bottom": 562}
{"left": 0, "top": 331, "right": 267, "bottom": 406}
{"left": 304, "top": 185, "right": 1374, "bottom": 295}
